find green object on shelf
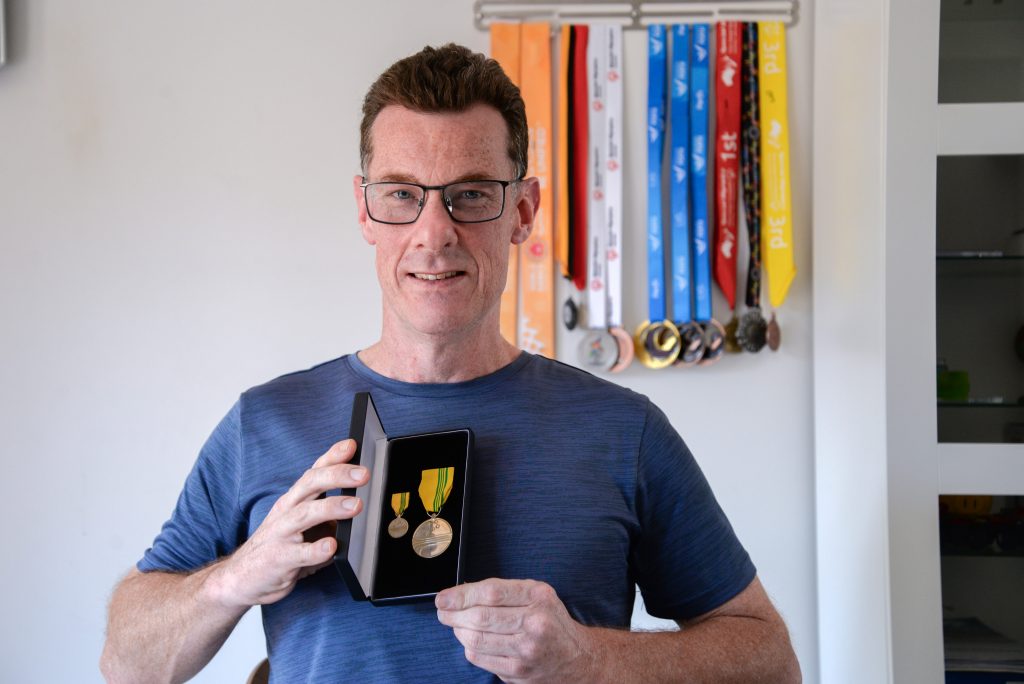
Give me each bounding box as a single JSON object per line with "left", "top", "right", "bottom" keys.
{"left": 937, "top": 370, "right": 970, "bottom": 401}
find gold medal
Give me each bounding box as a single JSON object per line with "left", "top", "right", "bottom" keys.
{"left": 387, "top": 492, "right": 409, "bottom": 538}
{"left": 634, "top": 320, "right": 681, "bottom": 369}
{"left": 412, "top": 467, "right": 454, "bottom": 559}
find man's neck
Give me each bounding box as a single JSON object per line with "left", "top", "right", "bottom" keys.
{"left": 358, "top": 329, "right": 521, "bottom": 384}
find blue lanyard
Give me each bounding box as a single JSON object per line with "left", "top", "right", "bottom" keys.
{"left": 691, "top": 24, "right": 712, "bottom": 323}
{"left": 646, "top": 25, "right": 667, "bottom": 323}
{"left": 669, "top": 25, "right": 691, "bottom": 325}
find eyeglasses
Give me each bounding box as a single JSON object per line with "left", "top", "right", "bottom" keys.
{"left": 360, "top": 178, "right": 521, "bottom": 225}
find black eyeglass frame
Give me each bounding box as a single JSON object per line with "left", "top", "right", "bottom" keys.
{"left": 359, "top": 177, "right": 523, "bottom": 225}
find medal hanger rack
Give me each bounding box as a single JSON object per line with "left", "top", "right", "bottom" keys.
{"left": 474, "top": 0, "right": 799, "bottom": 30}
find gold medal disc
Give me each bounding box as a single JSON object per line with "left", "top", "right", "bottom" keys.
{"left": 637, "top": 320, "right": 681, "bottom": 369}
{"left": 387, "top": 517, "right": 409, "bottom": 538}
{"left": 411, "top": 517, "right": 453, "bottom": 559}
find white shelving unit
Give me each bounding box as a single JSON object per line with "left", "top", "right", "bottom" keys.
{"left": 815, "top": 0, "right": 1023, "bottom": 681}
{"left": 938, "top": 103, "right": 1024, "bottom": 155}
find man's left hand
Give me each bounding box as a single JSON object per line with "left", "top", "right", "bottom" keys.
{"left": 436, "top": 578, "right": 595, "bottom": 683}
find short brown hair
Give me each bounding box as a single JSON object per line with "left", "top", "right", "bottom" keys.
{"left": 359, "top": 43, "right": 527, "bottom": 179}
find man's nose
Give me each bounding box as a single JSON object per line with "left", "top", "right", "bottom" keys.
{"left": 412, "top": 189, "right": 458, "bottom": 251}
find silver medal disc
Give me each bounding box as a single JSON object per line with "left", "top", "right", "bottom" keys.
{"left": 411, "top": 517, "right": 452, "bottom": 559}
{"left": 387, "top": 517, "right": 409, "bottom": 538}
{"left": 577, "top": 329, "right": 618, "bottom": 372}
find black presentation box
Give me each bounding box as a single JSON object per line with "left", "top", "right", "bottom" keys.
{"left": 334, "top": 392, "right": 473, "bottom": 605}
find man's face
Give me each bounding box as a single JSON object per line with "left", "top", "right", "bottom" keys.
{"left": 354, "top": 104, "right": 537, "bottom": 341}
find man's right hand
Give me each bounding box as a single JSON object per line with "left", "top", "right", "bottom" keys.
{"left": 210, "top": 438, "right": 368, "bottom": 608}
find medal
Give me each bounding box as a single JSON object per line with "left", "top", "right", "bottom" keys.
{"left": 766, "top": 311, "right": 782, "bottom": 351}
{"left": 562, "top": 297, "right": 580, "bottom": 330}
{"left": 739, "top": 23, "right": 767, "bottom": 354}
{"left": 737, "top": 308, "right": 768, "bottom": 352}
{"left": 724, "top": 316, "right": 742, "bottom": 353}
{"left": 688, "top": 25, "right": 725, "bottom": 367}
{"left": 387, "top": 492, "right": 409, "bottom": 539}
{"left": 699, "top": 318, "right": 727, "bottom": 365}
{"left": 636, "top": 320, "right": 681, "bottom": 369}
{"left": 578, "top": 329, "right": 618, "bottom": 372}
{"left": 637, "top": 27, "right": 675, "bottom": 370}
{"left": 668, "top": 25, "right": 699, "bottom": 370}
{"left": 412, "top": 467, "right": 454, "bottom": 559}
{"left": 715, "top": 23, "right": 744, "bottom": 355}
{"left": 758, "top": 21, "right": 793, "bottom": 352}
{"left": 603, "top": 25, "right": 631, "bottom": 373}
{"left": 608, "top": 327, "right": 635, "bottom": 373}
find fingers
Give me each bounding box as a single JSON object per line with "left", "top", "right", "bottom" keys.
{"left": 438, "top": 604, "right": 525, "bottom": 634}
{"left": 311, "top": 439, "right": 358, "bottom": 469}
{"left": 277, "top": 440, "right": 369, "bottom": 510}
{"left": 280, "top": 493, "right": 363, "bottom": 538}
{"left": 436, "top": 578, "right": 542, "bottom": 611}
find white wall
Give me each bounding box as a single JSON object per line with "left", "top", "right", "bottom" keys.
{"left": 0, "top": 2, "right": 817, "bottom": 681}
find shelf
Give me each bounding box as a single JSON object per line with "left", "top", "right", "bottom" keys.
{"left": 940, "top": 444, "right": 1024, "bottom": 494}
{"left": 939, "top": 401, "right": 1024, "bottom": 409}
{"left": 938, "top": 253, "right": 1024, "bottom": 261}
{"left": 939, "top": 104, "right": 1024, "bottom": 155}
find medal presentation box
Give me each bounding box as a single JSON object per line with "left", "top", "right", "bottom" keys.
{"left": 334, "top": 392, "right": 473, "bottom": 605}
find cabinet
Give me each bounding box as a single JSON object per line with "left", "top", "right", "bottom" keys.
{"left": 814, "top": 0, "right": 1022, "bottom": 682}
{"left": 935, "top": 2, "right": 1024, "bottom": 679}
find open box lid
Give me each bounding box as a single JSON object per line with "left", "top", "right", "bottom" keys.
{"left": 334, "top": 392, "right": 388, "bottom": 601}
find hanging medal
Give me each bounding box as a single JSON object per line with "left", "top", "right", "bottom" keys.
{"left": 579, "top": 26, "right": 618, "bottom": 371}
{"left": 577, "top": 25, "right": 631, "bottom": 372}
{"left": 758, "top": 21, "right": 795, "bottom": 352}
{"left": 737, "top": 22, "right": 767, "bottom": 353}
{"left": 491, "top": 24, "right": 522, "bottom": 346}
{"left": 714, "top": 22, "right": 743, "bottom": 354}
{"left": 556, "top": 25, "right": 577, "bottom": 330}
{"left": 411, "top": 467, "right": 454, "bottom": 559}
{"left": 387, "top": 492, "right": 410, "bottom": 538}
{"left": 690, "top": 24, "right": 725, "bottom": 366}
{"left": 603, "top": 25, "right": 633, "bottom": 372}
{"left": 635, "top": 25, "right": 681, "bottom": 370}
{"left": 519, "top": 23, "right": 555, "bottom": 357}
{"left": 667, "top": 25, "right": 703, "bottom": 367}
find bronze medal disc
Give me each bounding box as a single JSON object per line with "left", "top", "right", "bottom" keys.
{"left": 387, "top": 517, "right": 409, "bottom": 539}
{"left": 723, "top": 315, "right": 741, "bottom": 353}
{"left": 608, "top": 327, "right": 635, "bottom": 373}
{"left": 578, "top": 329, "right": 618, "bottom": 372}
{"left": 699, "top": 319, "right": 726, "bottom": 366}
{"left": 675, "top": 322, "right": 705, "bottom": 367}
{"left": 766, "top": 312, "right": 782, "bottom": 351}
{"left": 411, "top": 517, "right": 453, "bottom": 559}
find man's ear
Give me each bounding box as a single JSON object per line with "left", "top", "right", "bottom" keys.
{"left": 353, "top": 175, "right": 376, "bottom": 245}
{"left": 511, "top": 177, "right": 541, "bottom": 245}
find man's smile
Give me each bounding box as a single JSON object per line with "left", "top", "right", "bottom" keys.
{"left": 412, "top": 271, "right": 464, "bottom": 281}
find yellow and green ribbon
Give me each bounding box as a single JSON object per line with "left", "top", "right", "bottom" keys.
{"left": 390, "top": 492, "right": 408, "bottom": 518}
{"left": 418, "top": 467, "right": 454, "bottom": 515}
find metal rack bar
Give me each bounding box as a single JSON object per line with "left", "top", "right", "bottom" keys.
{"left": 474, "top": 0, "right": 798, "bottom": 30}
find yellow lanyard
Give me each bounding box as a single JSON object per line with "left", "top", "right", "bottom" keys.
{"left": 758, "top": 21, "right": 796, "bottom": 309}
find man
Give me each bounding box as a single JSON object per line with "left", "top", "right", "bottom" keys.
{"left": 101, "top": 44, "right": 800, "bottom": 683}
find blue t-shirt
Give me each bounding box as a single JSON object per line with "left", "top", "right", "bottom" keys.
{"left": 139, "top": 352, "right": 754, "bottom": 682}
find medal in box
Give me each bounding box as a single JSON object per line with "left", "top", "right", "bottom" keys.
{"left": 334, "top": 392, "right": 473, "bottom": 605}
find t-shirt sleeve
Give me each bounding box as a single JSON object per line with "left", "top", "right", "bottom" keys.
{"left": 137, "top": 400, "right": 247, "bottom": 573}
{"left": 631, "top": 401, "right": 756, "bottom": 621}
